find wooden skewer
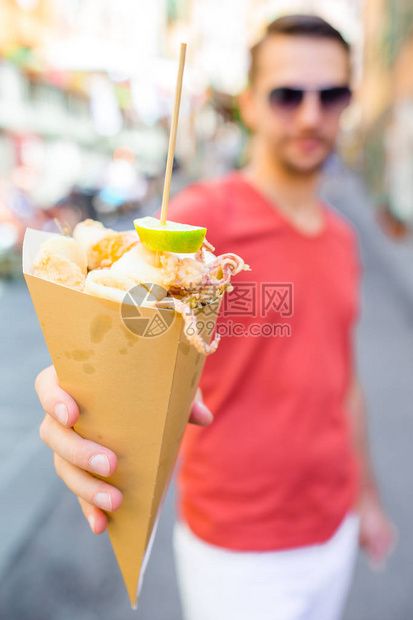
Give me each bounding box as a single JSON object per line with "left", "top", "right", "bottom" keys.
{"left": 155, "top": 42, "right": 187, "bottom": 268}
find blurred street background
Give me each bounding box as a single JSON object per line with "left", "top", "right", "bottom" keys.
{"left": 1, "top": 0, "right": 413, "bottom": 618}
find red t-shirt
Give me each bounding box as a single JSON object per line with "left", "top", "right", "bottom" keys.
{"left": 167, "top": 171, "right": 360, "bottom": 551}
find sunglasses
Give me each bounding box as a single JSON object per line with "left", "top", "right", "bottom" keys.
{"left": 268, "top": 86, "right": 352, "bottom": 111}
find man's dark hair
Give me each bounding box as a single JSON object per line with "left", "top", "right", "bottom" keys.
{"left": 249, "top": 14, "right": 350, "bottom": 84}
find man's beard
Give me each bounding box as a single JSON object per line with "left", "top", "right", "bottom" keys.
{"left": 280, "top": 156, "right": 326, "bottom": 176}
{"left": 275, "top": 135, "right": 334, "bottom": 176}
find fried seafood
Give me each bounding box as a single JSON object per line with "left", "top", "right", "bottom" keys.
{"left": 32, "top": 236, "right": 87, "bottom": 291}
{"left": 32, "top": 219, "right": 249, "bottom": 354}
{"left": 73, "top": 219, "right": 137, "bottom": 270}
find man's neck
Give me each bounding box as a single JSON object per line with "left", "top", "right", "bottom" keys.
{"left": 244, "top": 141, "right": 321, "bottom": 212}
{"left": 243, "top": 141, "right": 325, "bottom": 235}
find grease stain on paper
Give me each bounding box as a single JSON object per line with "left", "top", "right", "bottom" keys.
{"left": 180, "top": 342, "right": 190, "bottom": 356}
{"left": 73, "top": 350, "right": 94, "bottom": 361}
{"left": 121, "top": 325, "right": 138, "bottom": 347}
{"left": 90, "top": 315, "right": 112, "bottom": 343}
{"left": 65, "top": 349, "right": 94, "bottom": 361}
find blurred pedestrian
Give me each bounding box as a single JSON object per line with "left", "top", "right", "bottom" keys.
{"left": 35, "top": 15, "right": 395, "bottom": 620}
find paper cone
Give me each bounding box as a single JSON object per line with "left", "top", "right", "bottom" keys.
{"left": 23, "top": 228, "right": 221, "bottom": 608}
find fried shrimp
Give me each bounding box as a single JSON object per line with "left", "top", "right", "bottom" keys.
{"left": 73, "top": 219, "right": 137, "bottom": 270}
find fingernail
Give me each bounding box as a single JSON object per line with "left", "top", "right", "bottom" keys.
{"left": 88, "top": 515, "right": 95, "bottom": 533}
{"left": 199, "top": 403, "right": 213, "bottom": 424}
{"left": 94, "top": 492, "right": 112, "bottom": 511}
{"left": 54, "top": 403, "right": 68, "bottom": 426}
{"left": 89, "top": 454, "right": 110, "bottom": 476}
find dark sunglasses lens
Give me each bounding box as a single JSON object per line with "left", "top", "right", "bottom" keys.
{"left": 269, "top": 88, "right": 303, "bottom": 109}
{"left": 320, "top": 87, "right": 351, "bottom": 108}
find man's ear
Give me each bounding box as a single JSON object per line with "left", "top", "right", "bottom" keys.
{"left": 237, "top": 87, "right": 258, "bottom": 132}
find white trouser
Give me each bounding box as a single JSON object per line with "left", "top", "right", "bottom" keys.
{"left": 173, "top": 513, "right": 359, "bottom": 620}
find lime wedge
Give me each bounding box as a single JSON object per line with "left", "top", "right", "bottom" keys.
{"left": 134, "top": 216, "right": 207, "bottom": 253}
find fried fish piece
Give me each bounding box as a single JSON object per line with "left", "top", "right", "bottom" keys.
{"left": 73, "top": 219, "right": 138, "bottom": 270}
{"left": 32, "top": 236, "right": 87, "bottom": 291}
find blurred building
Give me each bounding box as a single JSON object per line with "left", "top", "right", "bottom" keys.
{"left": 5, "top": 0, "right": 411, "bottom": 244}
{"left": 361, "top": 0, "right": 413, "bottom": 233}
{"left": 167, "top": 0, "right": 362, "bottom": 95}
{"left": 0, "top": 1, "right": 174, "bottom": 233}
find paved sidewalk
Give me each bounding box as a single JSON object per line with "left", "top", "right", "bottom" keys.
{"left": 0, "top": 278, "right": 61, "bottom": 585}
{"left": 322, "top": 166, "right": 413, "bottom": 620}
{"left": 321, "top": 165, "right": 413, "bottom": 308}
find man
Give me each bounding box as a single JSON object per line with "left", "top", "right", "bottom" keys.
{"left": 36, "top": 15, "right": 395, "bottom": 620}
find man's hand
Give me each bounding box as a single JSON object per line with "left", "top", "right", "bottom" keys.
{"left": 359, "top": 490, "right": 397, "bottom": 570}
{"left": 346, "top": 374, "right": 397, "bottom": 570}
{"left": 35, "top": 365, "right": 213, "bottom": 535}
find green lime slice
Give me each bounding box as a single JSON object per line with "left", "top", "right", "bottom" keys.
{"left": 134, "top": 216, "right": 207, "bottom": 253}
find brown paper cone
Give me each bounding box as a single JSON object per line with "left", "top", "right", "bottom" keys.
{"left": 23, "top": 228, "right": 221, "bottom": 608}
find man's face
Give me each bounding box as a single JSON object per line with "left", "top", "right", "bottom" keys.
{"left": 243, "top": 35, "right": 351, "bottom": 174}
